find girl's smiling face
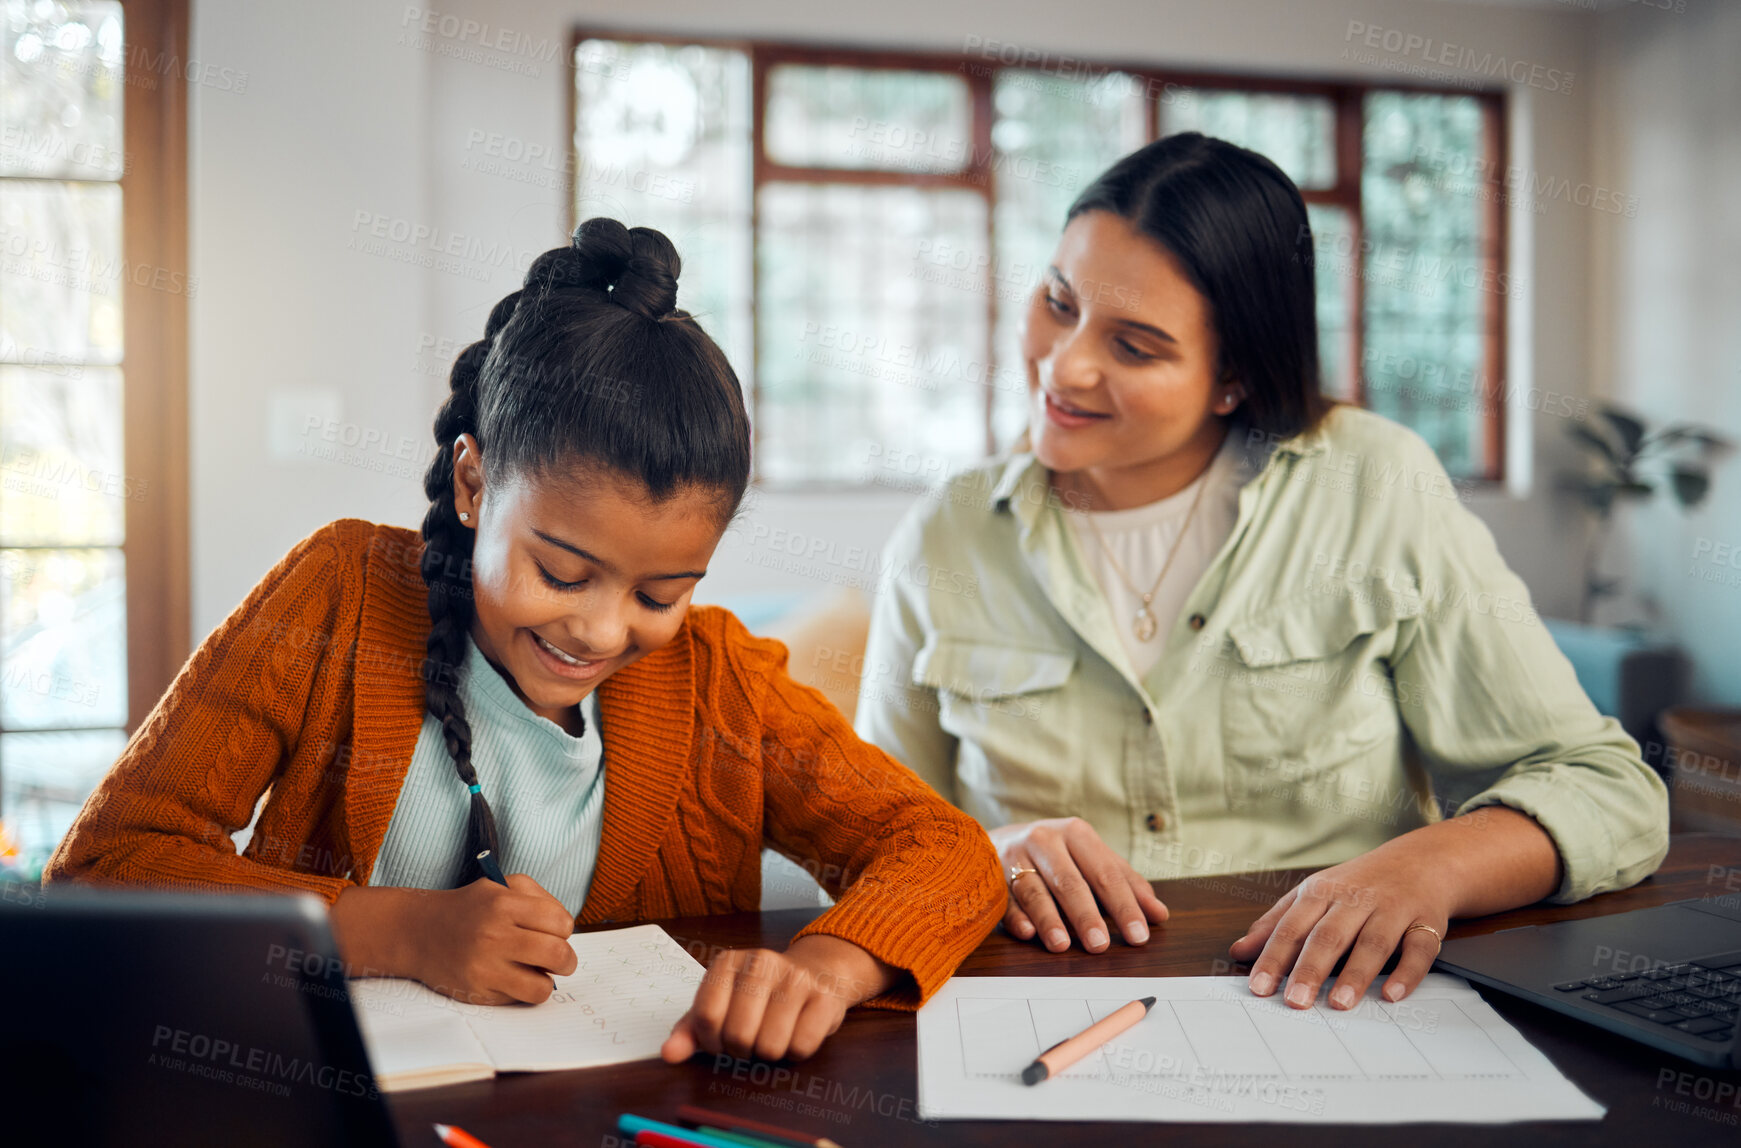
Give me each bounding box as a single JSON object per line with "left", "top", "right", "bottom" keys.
{"left": 450, "top": 435, "right": 726, "bottom": 732}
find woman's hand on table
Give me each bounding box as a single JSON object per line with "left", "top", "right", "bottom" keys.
{"left": 990, "top": 817, "right": 1170, "bottom": 954}
{"left": 1228, "top": 807, "right": 1560, "bottom": 1009}
{"left": 661, "top": 934, "right": 897, "bottom": 1063}
{"left": 1227, "top": 846, "right": 1450, "bottom": 1011}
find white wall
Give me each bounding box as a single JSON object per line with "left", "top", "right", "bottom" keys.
{"left": 1590, "top": 1, "right": 1741, "bottom": 703}
{"left": 190, "top": 4, "right": 435, "bottom": 630}
{"left": 190, "top": 0, "right": 1609, "bottom": 639}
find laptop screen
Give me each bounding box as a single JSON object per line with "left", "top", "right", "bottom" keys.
{"left": 1, "top": 888, "right": 400, "bottom": 1148}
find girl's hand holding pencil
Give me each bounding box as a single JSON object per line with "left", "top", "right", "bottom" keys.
{"left": 330, "top": 873, "right": 578, "bottom": 1006}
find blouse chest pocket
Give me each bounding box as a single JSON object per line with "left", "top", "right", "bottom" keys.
{"left": 1217, "top": 590, "right": 1412, "bottom": 806}
{"left": 913, "top": 636, "right": 1080, "bottom": 810}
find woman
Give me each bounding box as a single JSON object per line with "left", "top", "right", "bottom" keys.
{"left": 855, "top": 133, "right": 1667, "bottom": 1012}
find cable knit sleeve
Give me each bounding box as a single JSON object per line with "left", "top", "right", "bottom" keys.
{"left": 43, "top": 521, "right": 371, "bottom": 899}
{"left": 722, "top": 614, "right": 1006, "bottom": 1010}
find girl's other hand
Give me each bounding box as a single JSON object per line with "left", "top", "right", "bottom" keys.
{"left": 990, "top": 817, "right": 1169, "bottom": 953}
{"left": 660, "top": 934, "right": 897, "bottom": 1063}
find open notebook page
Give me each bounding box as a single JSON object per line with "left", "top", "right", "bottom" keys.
{"left": 468, "top": 923, "right": 706, "bottom": 1070}
{"left": 348, "top": 924, "right": 706, "bottom": 1089}
{"left": 345, "top": 985, "right": 495, "bottom": 1091}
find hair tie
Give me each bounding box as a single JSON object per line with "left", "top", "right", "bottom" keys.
{"left": 468, "top": 783, "right": 481, "bottom": 794}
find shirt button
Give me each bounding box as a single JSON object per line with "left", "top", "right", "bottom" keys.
{"left": 1188, "top": 613, "right": 1206, "bottom": 631}
{"left": 1146, "top": 812, "right": 1165, "bottom": 832}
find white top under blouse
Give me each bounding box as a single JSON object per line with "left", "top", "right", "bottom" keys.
{"left": 1064, "top": 433, "right": 1248, "bottom": 679}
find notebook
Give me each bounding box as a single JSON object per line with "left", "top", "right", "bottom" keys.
{"left": 348, "top": 924, "right": 706, "bottom": 1091}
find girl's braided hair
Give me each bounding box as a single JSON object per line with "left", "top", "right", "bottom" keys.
{"left": 419, "top": 217, "right": 750, "bottom": 885}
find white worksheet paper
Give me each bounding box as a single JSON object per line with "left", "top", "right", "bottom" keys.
{"left": 348, "top": 923, "right": 704, "bottom": 1087}
{"left": 917, "top": 975, "right": 1604, "bottom": 1123}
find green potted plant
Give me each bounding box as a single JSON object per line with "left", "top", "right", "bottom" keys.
{"left": 1562, "top": 405, "right": 1733, "bottom": 624}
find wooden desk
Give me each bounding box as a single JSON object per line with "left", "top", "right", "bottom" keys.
{"left": 388, "top": 833, "right": 1741, "bottom": 1146}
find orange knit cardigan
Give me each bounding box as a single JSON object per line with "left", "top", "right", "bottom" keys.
{"left": 45, "top": 519, "right": 1005, "bottom": 1007}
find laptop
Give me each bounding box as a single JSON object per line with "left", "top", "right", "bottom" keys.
{"left": 0, "top": 886, "right": 401, "bottom": 1148}
{"left": 1435, "top": 895, "right": 1741, "bottom": 1069}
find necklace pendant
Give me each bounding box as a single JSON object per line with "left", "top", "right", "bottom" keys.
{"left": 1134, "top": 607, "right": 1159, "bottom": 642}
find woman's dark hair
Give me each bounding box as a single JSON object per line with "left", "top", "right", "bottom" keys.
{"left": 419, "top": 217, "right": 751, "bottom": 886}
{"left": 1067, "top": 131, "right": 1331, "bottom": 441}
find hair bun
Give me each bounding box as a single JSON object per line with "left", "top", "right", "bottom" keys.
{"left": 536, "top": 216, "right": 679, "bottom": 321}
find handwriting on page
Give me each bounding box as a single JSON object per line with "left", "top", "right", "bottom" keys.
{"left": 464, "top": 924, "right": 706, "bottom": 1070}
{"left": 348, "top": 924, "right": 706, "bottom": 1080}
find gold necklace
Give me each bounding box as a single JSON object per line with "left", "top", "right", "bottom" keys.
{"left": 1078, "top": 469, "right": 1211, "bottom": 643}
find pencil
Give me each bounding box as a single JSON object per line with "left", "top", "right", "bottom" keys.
{"left": 694, "top": 1130, "right": 787, "bottom": 1148}
{"left": 619, "top": 1115, "right": 770, "bottom": 1148}
{"left": 433, "top": 1123, "right": 495, "bottom": 1148}
{"left": 1022, "top": 996, "right": 1156, "bottom": 1085}
{"left": 474, "top": 848, "right": 508, "bottom": 887}
{"left": 636, "top": 1132, "right": 723, "bottom": 1148}
{"left": 676, "top": 1104, "right": 844, "bottom": 1148}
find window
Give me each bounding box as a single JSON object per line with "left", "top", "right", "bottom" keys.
{"left": 0, "top": 0, "right": 189, "bottom": 876}
{"left": 570, "top": 35, "right": 1507, "bottom": 485}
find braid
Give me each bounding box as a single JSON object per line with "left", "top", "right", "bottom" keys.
{"left": 415, "top": 216, "right": 752, "bottom": 886}
{"left": 419, "top": 288, "right": 523, "bottom": 887}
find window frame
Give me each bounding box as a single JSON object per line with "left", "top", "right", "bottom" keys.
{"left": 567, "top": 30, "right": 1509, "bottom": 486}
{"left": 0, "top": 0, "right": 189, "bottom": 862}
{"left": 120, "top": 0, "right": 191, "bottom": 728}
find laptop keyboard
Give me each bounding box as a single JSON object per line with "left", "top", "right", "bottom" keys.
{"left": 1552, "top": 951, "right": 1741, "bottom": 1042}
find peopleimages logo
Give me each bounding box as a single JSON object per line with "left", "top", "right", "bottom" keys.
{"left": 1342, "top": 21, "right": 1574, "bottom": 94}
{"left": 148, "top": 1024, "right": 380, "bottom": 1101}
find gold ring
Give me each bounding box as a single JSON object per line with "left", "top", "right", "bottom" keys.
{"left": 1008, "top": 865, "right": 1039, "bottom": 886}
{"left": 1404, "top": 922, "right": 1443, "bottom": 954}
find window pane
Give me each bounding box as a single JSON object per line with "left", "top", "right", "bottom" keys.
{"left": 0, "top": 179, "right": 123, "bottom": 362}
{"left": 1307, "top": 204, "right": 1358, "bottom": 402}
{"left": 0, "top": 365, "right": 125, "bottom": 546}
{"left": 1, "top": 546, "right": 124, "bottom": 728}
{"left": 1161, "top": 89, "right": 1337, "bottom": 189}
{"left": 574, "top": 40, "right": 753, "bottom": 385}
{"left": 0, "top": 727, "right": 125, "bottom": 876}
{"left": 992, "top": 70, "right": 1147, "bottom": 448}
{"left": 0, "top": 0, "right": 124, "bottom": 179}
{"left": 757, "top": 183, "right": 988, "bottom": 483}
{"left": 765, "top": 65, "right": 971, "bottom": 173}
{"left": 1362, "top": 92, "right": 1490, "bottom": 478}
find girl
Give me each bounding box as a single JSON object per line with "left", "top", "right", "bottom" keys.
{"left": 48, "top": 218, "right": 1004, "bottom": 1063}
{"left": 856, "top": 133, "right": 1668, "bottom": 1012}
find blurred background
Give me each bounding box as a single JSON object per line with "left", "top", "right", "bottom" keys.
{"left": 1, "top": 0, "right": 1737, "bottom": 879}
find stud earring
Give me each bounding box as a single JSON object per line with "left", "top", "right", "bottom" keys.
{"left": 458, "top": 512, "right": 471, "bottom": 522}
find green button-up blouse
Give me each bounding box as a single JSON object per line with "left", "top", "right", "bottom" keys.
{"left": 854, "top": 406, "right": 1668, "bottom": 903}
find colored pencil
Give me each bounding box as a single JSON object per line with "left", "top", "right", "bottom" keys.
{"left": 618, "top": 1115, "right": 764, "bottom": 1148}
{"left": 433, "top": 1123, "right": 495, "bottom": 1148}
{"left": 635, "top": 1132, "right": 720, "bottom": 1148}
{"left": 692, "top": 1130, "right": 787, "bottom": 1148}
{"left": 676, "top": 1104, "right": 844, "bottom": 1148}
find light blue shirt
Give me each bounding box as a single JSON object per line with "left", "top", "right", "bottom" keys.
{"left": 371, "top": 635, "right": 606, "bottom": 916}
